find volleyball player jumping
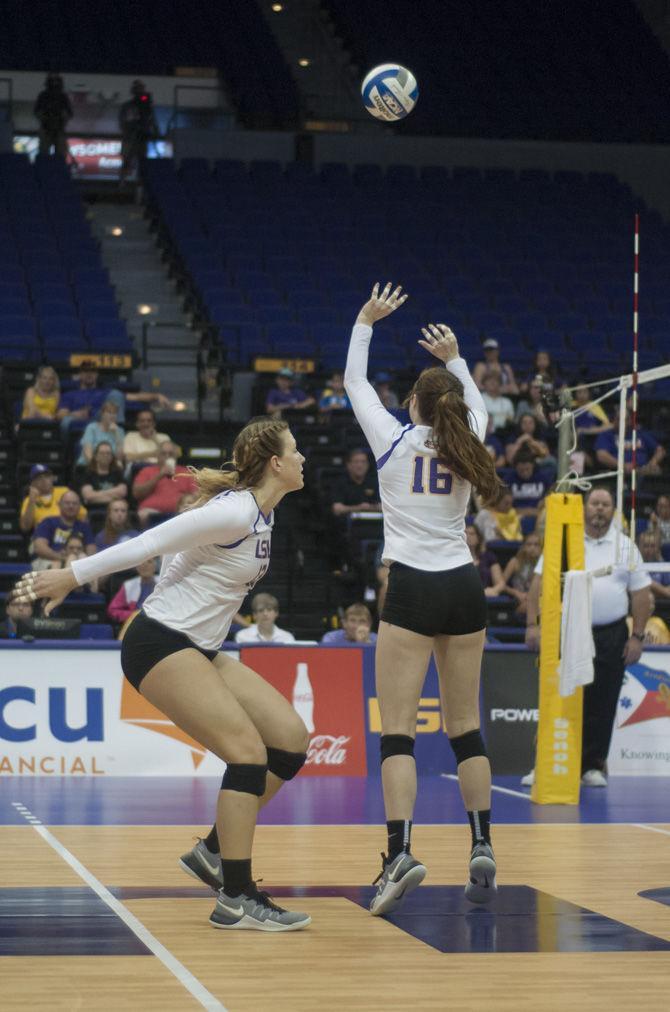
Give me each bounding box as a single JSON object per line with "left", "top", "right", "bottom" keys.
{"left": 15, "top": 418, "right": 312, "bottom": 932}
{"left": 345, "top": 283, "right": 501, "bottom": 914}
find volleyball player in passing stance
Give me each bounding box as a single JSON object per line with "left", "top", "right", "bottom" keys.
{"left": 16, "top": 419, "right": 312, "bottom": 932}
{"left": 345, "top": 284, "right": 501, "bottom": 914}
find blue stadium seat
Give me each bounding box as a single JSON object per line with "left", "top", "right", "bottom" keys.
{"left": 80, "top": 623, "right": 115, "bottom": 640}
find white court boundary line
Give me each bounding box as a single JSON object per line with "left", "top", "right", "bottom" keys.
{"left": 440, "top": 773, "right": 531, "bottom": 800}
{"left": 633, "top": 823, "right": 670, "bottom": 838}
{"left": 10, "top": 802, "right": 226, "bottom": 1012}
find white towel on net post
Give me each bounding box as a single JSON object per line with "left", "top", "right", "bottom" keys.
{"left": 557, "top": 570, "right": 595, "bottom": 697}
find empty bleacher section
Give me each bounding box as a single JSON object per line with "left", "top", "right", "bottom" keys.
{"left": 0, "top": 153, "right": 131, "bottom": 363}
{"left": 142, "top": 157, "right": 670, "bottom": 383}
{"left": 323, "top": 0, "right": 670, "bottom": 141}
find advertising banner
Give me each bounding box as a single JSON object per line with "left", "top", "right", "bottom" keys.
{"left": 481, "top": 650, "right": 539, "bottom": 775}
{"left": 608, "top": 652, "right": 670, "bottom": 775}
{"left": 0, "top": 649, "right": 225, "bottom": 776}
{"left": 240, "top": 647, "right": 367, "bottom": 776}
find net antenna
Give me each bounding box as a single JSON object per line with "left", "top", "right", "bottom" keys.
{"left": 551, "top": 215, "right": 670, "bottom": 574}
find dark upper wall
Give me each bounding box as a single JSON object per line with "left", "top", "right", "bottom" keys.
{"left": 324, "top": 0, "right": 670, "bottom": 142}
{"left": 0, "top": 0, "right": 300, "bottom": 128}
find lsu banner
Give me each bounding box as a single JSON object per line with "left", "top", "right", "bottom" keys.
{"left": 608, "top": 653, "right": 670, "bottom": 774}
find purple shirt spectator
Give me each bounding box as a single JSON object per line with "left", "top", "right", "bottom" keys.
{"left": 594, "top": 429, "right": 657, "bottom": 467}
{"left": 33, "top": 516, "right": 95, "bottom": 553}
{"left": 320, "top": 628, "right": 377, "bottom": 645}
{"left": 266, "top": 387, "right": 309, "bottom": 410}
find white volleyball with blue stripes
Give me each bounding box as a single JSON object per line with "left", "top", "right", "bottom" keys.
{"left": 361, "top": 64, "right": 418, "bottom": 122}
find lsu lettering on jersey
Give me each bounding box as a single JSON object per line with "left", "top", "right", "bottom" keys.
{"left": 71, "top": 489, "right": 273, "bottom": 650}
{"left": 344, "top": 323, "right": 488, "bottom": 572}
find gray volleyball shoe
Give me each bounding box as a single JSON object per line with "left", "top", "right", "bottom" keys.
{"left": 464, "top": 841, "right": 497, "bottom": 904}
{"left": 210, "top": 885, "right": 311, "bottom": 932}
{"left": 179, "top": 839, "right": 223, "bottom": 892}
{"left": 369, "top": 851, "right": 427, "bottom": 916}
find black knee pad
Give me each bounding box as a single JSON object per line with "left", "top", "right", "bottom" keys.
{"left": 380, "top": 734, "right": 415, "bottom": 764}
{"left": 266, "top": 747, "right": 307, "bottom": 781}
{"left": 221, "top": 763, "right": 267, "bottom": 797}
{"left": 449, "top": 729, "right": 488, "bottom": 765}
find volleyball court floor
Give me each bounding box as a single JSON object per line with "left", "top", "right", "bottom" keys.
{"left": 1, "top": 774, "right": 669, "bottom": 1011}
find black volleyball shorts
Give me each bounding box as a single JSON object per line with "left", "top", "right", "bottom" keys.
{"left": 121, "top": 610, "right": 219, "bottom": 690}
{"left": 381, "top": 560, "right": 487, "bottom": 638}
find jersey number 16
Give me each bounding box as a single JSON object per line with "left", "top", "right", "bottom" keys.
{"left": 411, "top": 455, "right": 452, "bottom": 495}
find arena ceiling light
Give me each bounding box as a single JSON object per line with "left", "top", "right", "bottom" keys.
{"left": 298, "top": 58, "right": 311, "bottom": 67}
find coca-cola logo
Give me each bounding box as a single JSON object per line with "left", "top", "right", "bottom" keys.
{"left": 306, "top": 734, "right": 350, "bottom": 765}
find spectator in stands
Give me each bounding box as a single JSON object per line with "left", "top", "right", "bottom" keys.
{"left": 466, "top": 524, "right": 505, "bottom": 597}
{"left": 503, "top": 532, "right": 543, "bottom": 619}
{"left": 474, "top": 486, "right": 522, "bottom": 542}
{"left": 637, "top": 529, "right": 670, "bottom": 600}
{"left": 373, "top": 372, "right": 399, "bottom": 409}
{"left": 76, "top": 442, "right": 128, "bottom": 508}
{"left": 331, "top": 449, "right": 381, "bottom": 517}
{"left": 649, "top": 494, "right": 670, "bottom": 546}
{"left": 21, "top": 366, "right": 60, "bottom": 421}
{"left": 522, "top": 349, "right": 562, "bottom": 393}
{"left": 122, "top": 408, "right": 173, "bottom": 464}
{"left": 473, "top": 338, "right": 518, "bottom": 395}
{"left": 132, "top": 440, "right": 196, "bottom": 526}
{"left": 484, "top": 417, "right": 506, "bottom": 469}
{"left": 107, "top": 558, "right": 158, "bottom": 624}
{"left": 481, "top": 371, "right": 514, "bottom": 432}
{"left": 34, "top": 72, "right": 72, "bottom": 158}
{"left": 321, "top": 603, "right": 377, "bottom": 644}
{"left": 234, "top": 592, "right": 296, "bottom": 644}
{"left": 57, "top": 361, "right": 170, "bottom": 432}
{"left": 514, "top": 377, "right": 547, "bottom": 426}
{"left": 319, "top": 371, "right": 351, "bottom": 414}
{"left": 327, "top": 449, "right": 381, "bottom": 571}
{"left": 595, "top": 404, "right": 665, "bottom": 477}
{"left": 572, "top": 385, "right": 612, "bottom": 435}
{"left": 94, "top": 498, "right": 139, "bottom": 552}
{"left": 265, "top": 368, "right": 315, "bottom": 417}
{"left": 32, "top": 491, "right": 95, "bottom": 566}
{"left": 0, "top": 587, "right": 33, "bottom": 638}
{"left": 19, "top": 464, "right": 86, "bottom": 535}
{"left": 509, "top": 451, "right": 551, "bottom": 519}
{"left": 504, "top": 413, "right": 553, "bottom": 469}
{"left": 77, "top": 400, "right": 125, "bottom": 466}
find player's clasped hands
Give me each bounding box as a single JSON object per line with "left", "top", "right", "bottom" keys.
{"left": 14, "top": 567, "right": 79, "bottom": 616}
{"left": 356, "top": 282, "right": 409, "bottom": 326}
{"left": 418, "top": 323, "right": 460, "bottom": 363}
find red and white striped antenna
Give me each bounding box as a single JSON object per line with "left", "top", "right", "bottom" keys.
{"left": 629, "top": 213, "right": 640, "bottom": 565}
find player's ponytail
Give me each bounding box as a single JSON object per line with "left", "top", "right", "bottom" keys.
{"left": 410, "top": 367, "right": 502, "bottom": 505}
{"left": 190, "top": 416, "right": 289, "bottom": 506}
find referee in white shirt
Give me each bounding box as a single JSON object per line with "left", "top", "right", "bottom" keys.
{"left": 526, "top": 487, "right": 652, "bottom": 786}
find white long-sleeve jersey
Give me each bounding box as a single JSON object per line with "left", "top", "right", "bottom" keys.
{"left": 344, "top": 323, "right": 488, "bottom": 572}
{"left": 71, "top": 489, "right": 273, "bottom": 650}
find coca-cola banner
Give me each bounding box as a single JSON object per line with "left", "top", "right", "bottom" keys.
{"left": 240, "top": 647, "right": 368, "bottom": 776}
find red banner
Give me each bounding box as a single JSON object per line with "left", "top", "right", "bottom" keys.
{"left": 240, "top": 647, "right": 367, "bottom": 776}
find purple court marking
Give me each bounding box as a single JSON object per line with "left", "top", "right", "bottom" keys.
{"left": 0, "top": 887, "right": 151, "bottom": 956}
{"left": 30, "top": 885, "right": 670, "bottom": 955}
{"left": 639, "top": 888, "right": 670, "bottom": 907}
{"left": 1, "top": 775, "right": 670, "bottom": 826}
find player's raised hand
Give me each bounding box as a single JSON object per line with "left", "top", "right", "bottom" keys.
{"left": 356, "top": 282, "right": 408, "bottom": 326}
{"left": 13, "top": 567, "right": 79, "bottom": 617}
{"left": 418, "top": 323, "right": 460, "bottom": 363}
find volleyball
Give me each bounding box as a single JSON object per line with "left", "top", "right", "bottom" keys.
{"left": 361, "top": 63, "right": 418, "bottom": 121}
